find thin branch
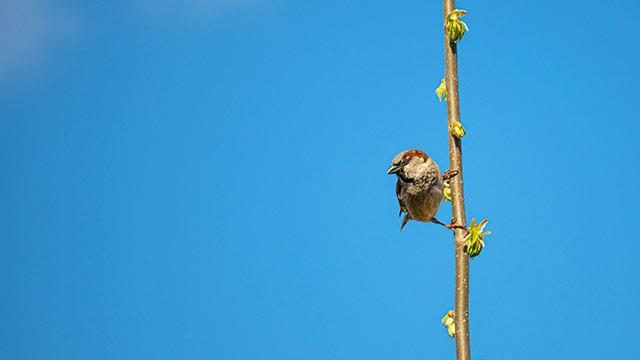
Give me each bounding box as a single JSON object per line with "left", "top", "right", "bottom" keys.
{"left": 442, "top": 0, "right": 471, "bottom": 359}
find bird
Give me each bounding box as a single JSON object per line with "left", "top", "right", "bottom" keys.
{"left": 387, "top": 149, "right": 462, "bottom": 231}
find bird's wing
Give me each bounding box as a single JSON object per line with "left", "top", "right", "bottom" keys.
{"left": 396, "top": 179, "right": 407, "bottom": 216}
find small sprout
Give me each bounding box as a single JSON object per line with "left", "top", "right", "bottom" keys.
{"left": 435, "top": 78, "right": 447, "bottom": 102}
{"left": 451, "top": 121, "right": 466, "bottom": 139}
{"left": 445, "top": 9, "right": 469, "bottom": 43}
{"left": 442, "top": 180, "right": 452, "bottom": 203}
{"left": 441, "top": 310, "right": 456, "bottom": 338}
{"left": 463, "top": 218, "right": 491, "bottom": 258}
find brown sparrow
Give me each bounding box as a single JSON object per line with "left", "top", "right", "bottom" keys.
{"left": 387, "top": 149, "right": 460, "bottom": 231}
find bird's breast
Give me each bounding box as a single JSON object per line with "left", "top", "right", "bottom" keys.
{"left": 401, "top": 183, "right": 443, "bottom": 222}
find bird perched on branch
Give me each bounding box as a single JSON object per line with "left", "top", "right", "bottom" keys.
{"left": 387, "top": 149, "right": 462, "bottom": 231}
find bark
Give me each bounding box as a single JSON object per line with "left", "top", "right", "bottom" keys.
{"left": 442, "top": 0, "right": 470, "bottom": 359}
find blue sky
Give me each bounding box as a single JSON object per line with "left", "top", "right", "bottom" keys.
{"left": 2, "top": 0, "right": 639, "bottom": 359}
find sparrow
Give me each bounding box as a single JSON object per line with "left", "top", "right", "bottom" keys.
{"left": 387, "top": 149, "right": 462, "bottom": 231}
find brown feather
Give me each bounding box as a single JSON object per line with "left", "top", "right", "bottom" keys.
{"left": 401, "top": 149, "right": 430, "bottom": 161}
{"left": 396, "top": 179, "right": 407, "bottom": 215}
{"left": 400, "top": 213, "right": 411, "bottom": 230}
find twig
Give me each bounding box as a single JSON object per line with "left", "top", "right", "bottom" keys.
{"left": 442, "top": 0, "right": 471, "bottom": 359}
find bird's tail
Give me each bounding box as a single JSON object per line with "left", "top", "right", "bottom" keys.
{"left": 400, "top": 214, "right": 411, "bottom": 231}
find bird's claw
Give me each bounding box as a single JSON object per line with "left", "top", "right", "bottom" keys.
{"left": 443, "top": 169, "right": 459, "bottom": 180}
{"left": 446, "top": 217, "right": 467, "bottom": 232}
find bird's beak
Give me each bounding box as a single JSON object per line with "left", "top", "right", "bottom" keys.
{"left": 387, "top": 165, "right": 400, "bottom": 175}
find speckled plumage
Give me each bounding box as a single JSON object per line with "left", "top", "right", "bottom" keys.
{"left": 387, "top": 149, "right": 444, "bottom": 230}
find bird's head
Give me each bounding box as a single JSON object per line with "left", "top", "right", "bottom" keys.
{"left": 387, "top": 149, "right": 433, "bottom": 181}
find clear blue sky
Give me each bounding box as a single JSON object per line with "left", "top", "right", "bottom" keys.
{"left": 2, "top": 0, "right": 639, "bottom": 359}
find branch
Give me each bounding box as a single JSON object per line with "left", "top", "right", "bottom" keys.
{"left": 442, "top": 0, "right": 471, "bottom": 359}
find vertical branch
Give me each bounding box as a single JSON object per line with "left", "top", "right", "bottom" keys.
{"left": 442, "top": 0, "right": 470, "bottom": 359}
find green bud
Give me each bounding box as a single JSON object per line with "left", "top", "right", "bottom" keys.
{"left": 451, "top": 121, "right": 466, "bottom": 139}
{"left": 441, "top": 310, "right": 456, "bottom": 338}
{"left": 435, "top": 78, "right": 447, "bottom": 102}
{"left": 445, "top": 9, "right": 469, "bottom": 43}
{"left": 463, "top": 218, "right": 490, "bottom": 258}
{"left": 442, "top": 180, "right": 452, "bottom": 203}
